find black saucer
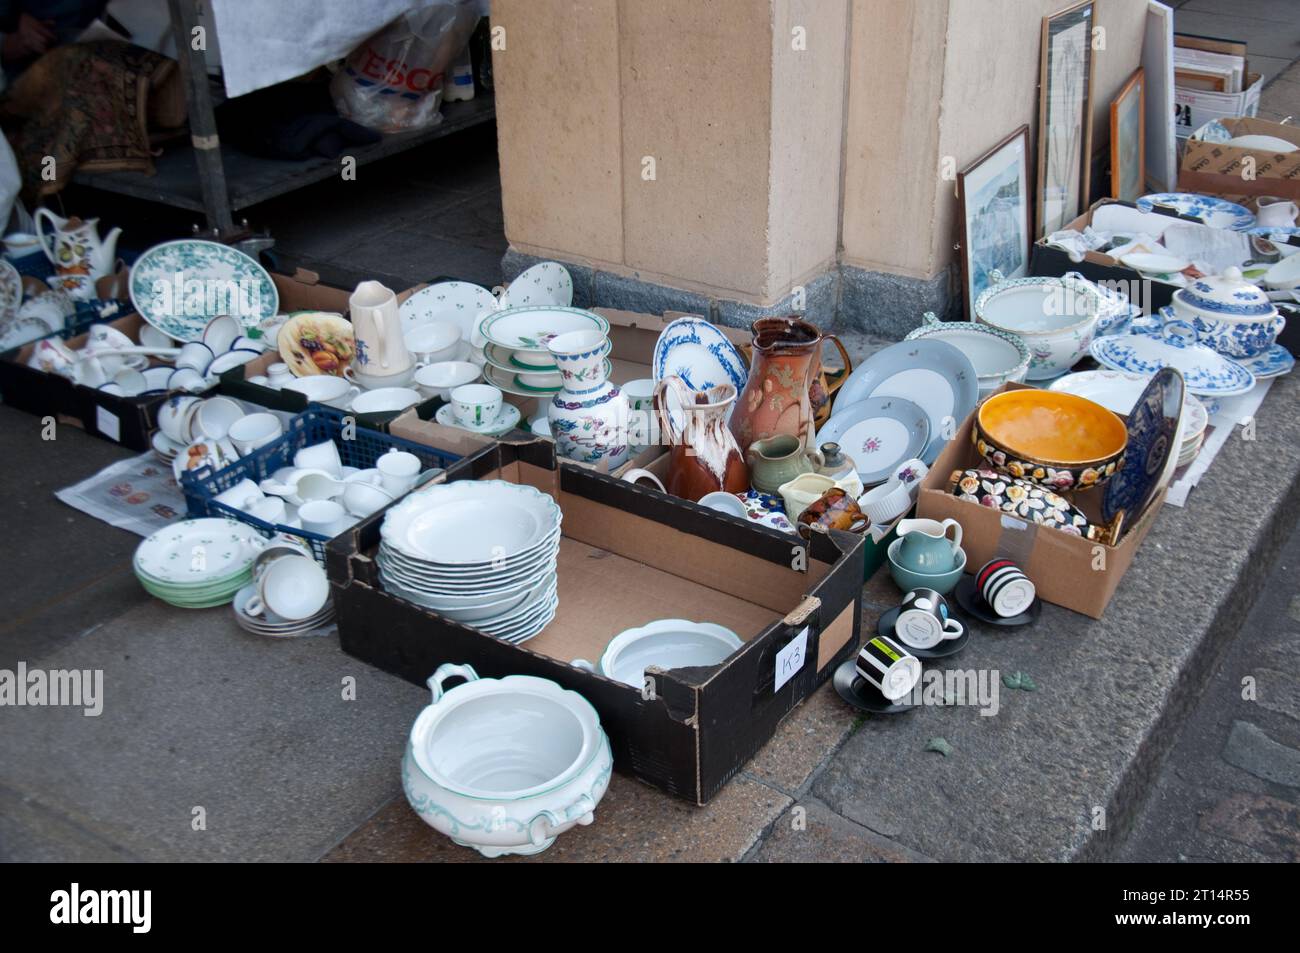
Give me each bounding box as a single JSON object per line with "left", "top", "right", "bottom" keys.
{"left": 877, "top": 606, "right": 971, "bottom": 660}
{"left": 833, "top": 658, "right": 915, "bottom": 714}
{"left": 953, "top": 575, "right": 1041, "bottom": 627}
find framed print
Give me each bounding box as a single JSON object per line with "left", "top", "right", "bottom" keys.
{"left": 1110, "top": 68, "right": 1145, "bottom": 202}
{"left": 957, "top": 126, "right": 1031, "bottom": 317}
{"left": 1037, "top": 0, "right": 1096, "bottom": 237}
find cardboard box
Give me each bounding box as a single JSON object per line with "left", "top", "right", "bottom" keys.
{"left": 1173, "top": 34, "right": 1262, "bottom": 140}
{"left": 1178, "top": 117, "right": 1300, "bottom": 204}
{"left": 915, "top": 383, "right": 1163, "bottom": 619}
{"left": 1030, "top": 198, "right": 1234, "bottom": 313}
{"left": 327, "top": 438, "right": 866, "bottom": 805}
{"left": 219, "top": 270, "right": 441, "bottom": 431}
{"left": 0, "top": 312, "right": 211, "bottom": 451}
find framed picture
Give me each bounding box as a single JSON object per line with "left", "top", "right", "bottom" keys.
{"left": 957, "top": 126, "right": 1031, "bottom": 317}
{"left": 1037, "top": 0, "right": 1096, "bottom": 237}
{"left": 1109, "top": 68, "right": 1145, "bottom": 202}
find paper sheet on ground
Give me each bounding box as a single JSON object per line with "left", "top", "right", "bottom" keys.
{"left": 1163, "top": 379, "right": 1272, "bottom": 507}
{"left": 56, "top": 451, "right": 189, "bottom": 537}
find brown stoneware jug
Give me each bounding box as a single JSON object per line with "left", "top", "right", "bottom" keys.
{"left": 653, "top": 376, "right": 749, "bottom": 501}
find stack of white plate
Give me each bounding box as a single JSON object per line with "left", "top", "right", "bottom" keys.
{"left": 133, "top": 518, "right": 264, "bottom": 608}
{"left": 1177, "top": 394, "right": 1209, "bottom": 468}
{"left": 377, "top": 480, "right": 561, "bottom": 643}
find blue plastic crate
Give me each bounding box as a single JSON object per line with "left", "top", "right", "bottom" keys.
{"left": 180, "top": 407, "right": 465, "bottom": 560}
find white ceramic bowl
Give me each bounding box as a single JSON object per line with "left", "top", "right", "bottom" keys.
{"left": 413, "top": 360, "right": 481, "bottom": 401}
{"left": 574, "top": 619, "right": 743, "bottom": 687}
{"left": 405, "top": 321, "right": 461, "bottom": 363}
{"left": 974, "top": 272, "right": 1102, "bottom": 380}
{"left": 907, "top": 313, "right": 1030, "bottom": 396}
{"left": 403, "top": 664, "right": 612, "bottom": 857}
{"left": 352, "top": 387, "right": 422, "bottom": 415}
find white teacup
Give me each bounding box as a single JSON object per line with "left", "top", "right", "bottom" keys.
{"left": 214, "top": 478, "right": 265, "bottom": 511}
{"left": 201, "top": 314, "right": 242, "bottom": 354}
{"left": 376, "top": 449, "right": 422, "bottom": 495}
{"left": 168, "top": 367, "right": 213, "bottom": 394}
{"left": 175, "top": 341, "right": 215, "bottom": 372}
{"left": 245, "top": 553, "right": 329, "bottom": 620}
{"left": 247, "top": 496, "right": 287, "bottom": 524}
{"left": 293, "top": 440, "right": 343, "bottom": 476}
{"left": 343, "top": 480, "right": 395, "bottom": 517}
{"left": 266, "top": 363, "right": 294, "bottom": 388}
{"left": 27, "top": 338, "right": 76, "bottom": 376}
{"left": 228, "top": 412, "right": 283, "bottom": 455}
{"left": 298, "top": 499, "right": 350, "bottom": 539}
{"left": 158, "top": 395, "right": 201, "bottom": 444}
{"left": 450, "top": 383, "right": 502, "bottom": 429}
{"left": 194, "top": 396, "right": 244, "bottom": 440}
{"left": 111, "top": 368, "right": 149, "bottom": 397}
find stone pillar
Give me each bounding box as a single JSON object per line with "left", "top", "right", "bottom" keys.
{"left": 492, "top": 0, "right": 848, "bottom": 327}
{"left": 492, "top": 0, "right": 1145, "bottom": 341}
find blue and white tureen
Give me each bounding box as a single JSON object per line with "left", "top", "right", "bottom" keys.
{"left": 1169, "top": 267, "right": 1285, "bottom": 359}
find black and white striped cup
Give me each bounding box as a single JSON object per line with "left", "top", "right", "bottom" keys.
{"left": 856, "top": 635, "right": 922, "bottom": 701}
{"left": 976, "top": 558, "right": 1036, "bottom": 618}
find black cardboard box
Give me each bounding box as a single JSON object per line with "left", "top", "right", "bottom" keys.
{"left": 327, "top": 439, "right": 865, "bottom": 805}
{"left": 0, "top": 312, "right": 207, "bottom": 451}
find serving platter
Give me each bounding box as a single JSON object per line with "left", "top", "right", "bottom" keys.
{"left": 652, "top": 316, "right": 748, "bottom": 393}
{"left": 1136, "top": 192, "right": 1255, "bottom": 231}
{"left": 129, "top": 239, "right": 278, "bottom": 341}
{"left": 833, "top": 339, "right": 978, "bottom": 463}
{"left": 1089, "top": 335, "right": 1255, "bottom": 397}
{"left": 1102, "top": 367, "right": 1182, "bottom": 526}
{"left": 815, "top": 395, "right": 930, "bottom": 486}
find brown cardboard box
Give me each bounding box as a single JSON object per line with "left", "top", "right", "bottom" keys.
{"left": 1178, "top": 117, "right": 1300, "bottom": 204}
{"left": 915, "top": 383, "right": 1163, "bottom": 619}
{"left": 328, "top": 439, "right": 865, "bottom": 804}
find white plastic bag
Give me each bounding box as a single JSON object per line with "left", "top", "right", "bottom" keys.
{"left": 331, "top": 0, "right": 483, "bottom": 133}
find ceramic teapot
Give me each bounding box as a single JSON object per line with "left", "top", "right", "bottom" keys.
{"left": 654, "top": 376, "right": 749, "bottom": 501}
{"left": 349, "top": 280, "right": 413, "bottom": 379}
{"left": 34, "top": 210, "right": 121, "bottom": 281}
{"left": 894, "top": 517, "right": 963, "bottom": 574}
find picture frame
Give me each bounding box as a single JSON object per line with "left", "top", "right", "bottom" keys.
{"left": 1109, "top": 67, "right": 1145, "bottom": 202}
{"left": 957, "top": 125, "right": 1031, "bottom": 318}
{"left": 1036, "top": 0, "right": 1096, "bottom": 237}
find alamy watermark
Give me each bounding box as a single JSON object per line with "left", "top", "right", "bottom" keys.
{"left": 150, "top": 271, "right": 264, "bottom": 318}
{"left": 0, "top": 663, "right": 103, "bottom": 716}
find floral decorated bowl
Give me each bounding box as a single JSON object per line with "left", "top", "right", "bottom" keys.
{"left": 949, "top": 468, "right": 1120, "bottom": 544}
{"left": 973, "top": 271, "right": 1104, "bottom": 380}
{"left": 973, "top": 389, "right": 1127, "bottom": 491}
{"left": 1169, "top": 267, "right": 1285, "bottom": 359}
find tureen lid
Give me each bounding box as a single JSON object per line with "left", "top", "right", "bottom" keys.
{"left": 1175, "top": 267, "right": 1275, "bottom": 318}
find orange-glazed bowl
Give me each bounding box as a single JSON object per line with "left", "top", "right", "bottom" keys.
{"left": 973, "top": 390, "right": 1127, "bottom": 491}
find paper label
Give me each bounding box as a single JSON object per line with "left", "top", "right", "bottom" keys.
{"left": 774, "top": 626, "right": 809, "bottom": 692}
{"left": 96, "top": 406, "right": 121, "bottom": 443}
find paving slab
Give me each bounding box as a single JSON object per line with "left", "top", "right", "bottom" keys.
{"left": 747, "top": 798, "right": 933, "bottom": 863}
{"left": 0, "top": 600, "right": 428, "bottom": 862}
{"left": 323, "top": 772, "right": 791, "bottom": 863}
{"left": 811, "top": 372, "right": 1300, "bottom": 862}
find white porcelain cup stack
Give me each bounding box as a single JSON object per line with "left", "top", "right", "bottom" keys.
{"left": 375, "top": 480, "right": 561, "bottom": 643}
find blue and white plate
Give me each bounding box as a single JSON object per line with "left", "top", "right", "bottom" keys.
{"left": 1234, "top": 344, "right": 1295, "bottom": 379}
{"left": 1102, "top": 367, "right": 1182, "bottom": 527}
{"left": 129, "top": 239, "right": 278, "bottom": 342}
{"left": 1136, "top": 193, "right": 1256, "bottom": 231}
{"left": 1246, "top": 225, "right": 1300, "bottom": 255}
{"left": 815, "top": 396, "right": 930, "bottom": 486}
{"left": 652, "top": 316, "right": 748, "bottom": 393}
{"left": 1090, "top": 335, "right": 1255, "bottom": 397}
{"left": 834, "top": 339, "right": 978, "bottom": 463}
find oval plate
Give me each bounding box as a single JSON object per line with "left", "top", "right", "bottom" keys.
{"left": 129, "top": 239, "right": 278, "bottom": 342}
{"left": 815, "top": 395, "right": 930, "bottom": 485}
{"left": 833, "top": 339, "right": 978, "bottom": 463}
{"left": 1089, "top": 335, "right": 1255, "bottom": 397}
{"left": 652, "top": 316, "right": 748, "bottom": 393}
{"left": 1137, "top": 192, "right": 1256, "bottom": 231}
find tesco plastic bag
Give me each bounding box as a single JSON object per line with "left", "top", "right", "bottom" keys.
{"left": 331, "top": 0, "right": 484, "bottom": 133}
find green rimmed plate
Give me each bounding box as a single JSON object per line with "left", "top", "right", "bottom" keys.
{"left": 478, "top": 306, "right": 608, "bottom": 351}
{"left": 129, "top": 239, "right": 278, "bottom": 342}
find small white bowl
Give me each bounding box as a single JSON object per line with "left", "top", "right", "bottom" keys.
{"left": 413, "top": 360, "right": 480, "bottom": 401}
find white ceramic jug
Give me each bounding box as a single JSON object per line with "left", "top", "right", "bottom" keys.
{"left": 34, "top": 210, "right": 121, "bottom": 280}
{"left": 348, "top": 280, "right": 413, "bottom": 379}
